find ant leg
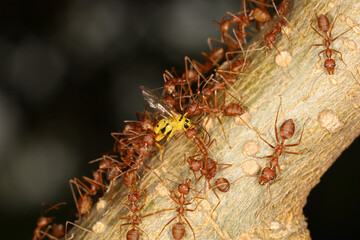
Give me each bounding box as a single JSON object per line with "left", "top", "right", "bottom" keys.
{"left": 302, "top": 43, "right": 323, "bottom": 58}
{"left": 255, "top": 155, "right": 275, "bottom": 159}
{"left": 216, "top": 116, "right": 232, "bottom": 149}
{"left": 329, "top": 49, "right": 346, "bottom": 65}
{"left": 65, "top": 221, "right": 92, "bottom": 240}
{"left": 185, "top": 196, "right": 204, "bottom": 210}
{"left": 186, "top": 188, "right": 205, "bottom": 205}
{"left": 134, "top": 225, "right": 150, "bottom": 240}
{"left": 212, "top": 163, "right": 232, "bottom": 176}
{"left": 183, "top": 216, "right": 196, "bottom": 240}
{"left": 119, "top": 222, "right": 134, "bottom": 236}
{"left": 281, "top": 26, "right": 293, "bottom": 45}
{"left": 208, "top": 181, "right": 222, "bottom": 217}
{"left": 201, "top": 52, "right": 221, "bottom": 68}
{"left": 274, "top": 164, "right": 282, "bottom": 183}
{"left": 274, "top": 96, "right": 282, "bottom": 145}
{"left": 156, "top": 216, "right": 178, "bottom": 239}
{"left": 256, "top": 130, "right": 275, "bottom": 149}
{"left": 256, "top": 184, "right": 272, "bottom": 217}
{"left": 184, "top": 56, "right": 206, "bottom": 83}
{"left": 329, "top": 6, "right": 341, "bottom": 35}
{"left": 43, "top": 202, "right": 67, "bottom": 214}
{"left": 207, "top": 37, "right": 227, "bottom": 51}
{"left": 167, "top": 172, "right": 183, "bottom": 184}
{"left": 331, "top": 28, "right": 352, "bottom": 42}
{"left": 282, "top": 150, "right": 304, "bottom": 155}
{"left": 39, "top": 226, "right": 53, "bottom": 240}
{"left": 141, "top": 208, "right": 177, "bottom": 219}
{"left": 69, "top": 180, "right": 80, "bottom": 219}
{"left": 302, "top": 72, "right": 325, "bottom": 101}
{"left": 316, "top": 49, "right": 326, "bottom": 65}
{"left": 282, "top": 16, "right": 305, "bottom": 38}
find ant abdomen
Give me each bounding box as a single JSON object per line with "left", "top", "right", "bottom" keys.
{"left": 126, "top": 228, "right": 139, "bottom": 240}
{"left": 172, "top": 222, "right": 186, "bottom": 240}
{"left": 280, "top": 119, "right": 295, "bottom": 139}
{"left": 317, "top": 14, "right": 330, "bottom": 33}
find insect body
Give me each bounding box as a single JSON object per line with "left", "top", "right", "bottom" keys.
{"left": 140, "top": 86, "right": 193, "bottom": 142}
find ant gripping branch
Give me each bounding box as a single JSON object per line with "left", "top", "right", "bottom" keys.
{"left": 33, "top": 202, "right": 66, "bottom": 240}
{"left": 302, "top": 7, "right": 360, "bottom": 100}
{"left": 150, "top": 174, "right": 204, "bottom": 240}
{"left": 69, "top": 178, "right": 96, "bottom": 220}
{"left": 185, "top": 154, "right": 231, "bottom": 217}
{"left": 254, "top": 97, "right": 308, "bottom": 216}
{"left": 118, "top": 186, "right": 157, "bottom": 240}
{"left": 255, "top": 97, "right": 308, "bottom": 185}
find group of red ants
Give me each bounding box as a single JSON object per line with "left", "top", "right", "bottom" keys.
{"left": 33, "top": 0, "right": 358, "bottom": 239}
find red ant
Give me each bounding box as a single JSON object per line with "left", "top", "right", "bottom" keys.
{"left": 215, "top": 0, "right": 273, "bottom": 45}
{"left": 51, "top": 224, "right": 65, "bottom": 239}
{"left": 254, "top": 97, "right": 308, "bottom": 216}
{"left": 150, "top": 175, "right": 204, "bottom": 240}
{"left": 186, "top": 154, "right": 231, "bottom": 216}
{"left": 190, "top": 47, "right": 225, "bottom": 76}
{"left": 118, "top": 186, "right": 154, "bottom": 240}
{"left": 33, "top": 202, "right": 66, "bottom": 240}
{"left": 255, "top": 97, "right": 308, "bottom": 184}
{"left": 184, "top": 128, "right": 217, "bottom": 157}
{"left": 302, "top": 7, "right": 360, "bottom": 100}
{"left": 69, "top": 178, "right": 96, "bottom": 220}
{"left": 187, "top": 76, "right": 253, "bottom": 148}
{"left": 264, "top": 0, "right": 296, "bottom": 53}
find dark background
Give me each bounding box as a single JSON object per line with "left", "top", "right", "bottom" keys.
{"left": 0, "top": 0, "right": 358, "bottom": 239}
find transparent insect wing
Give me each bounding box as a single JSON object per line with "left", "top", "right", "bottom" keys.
{"left": 140, "top": 86, "right": 178, "bottom": 119}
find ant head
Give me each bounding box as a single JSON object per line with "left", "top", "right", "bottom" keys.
{"left": 37, "top": 216, "right": 53, "bottom": 227}
{"left": 178, "top": 179, "right": 191, "bottom": 195}
{"left": 220, "top": 20, "right": 231, "bottom": 33}
{"left": 279, "top": 119, "right": 295, "bottom": 139}
{"left": 201, "top": 87, "right": 213, "bottom": 100}
{"left": 265, "top": 33, "right": 277, "bottom": 49}
{"left": 189, "top": 157, "right": 202, "bottom": 172}
{"left": 128, "top": 190, "right": 140, "bottom": 203}
{"left": 324, "top": 59, "right": 335, "bottom": 75}
{"left": 164, "top": 80, "right": 176, "bottom": 95}
{"left": 185, "top": 128, "right": 196, "bottom": 139}
{"left": 143, "top": 133, "right": 155, "bottom": 146}
{"left": 259, "top": 167, "right": 276, "bottom": 185}
{"left": 186, "top": 103, "right": 201, "bottom": 116}
{"left": 139, "top": 119, "right": 153, "bottom": 131}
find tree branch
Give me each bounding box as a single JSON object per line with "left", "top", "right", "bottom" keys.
{"left": 67, "top": 0, "right": 360, "bottom": 239}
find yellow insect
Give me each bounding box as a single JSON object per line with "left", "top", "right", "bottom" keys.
{"left": 140, "top": 86, "right": 193, "bottom": 142}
